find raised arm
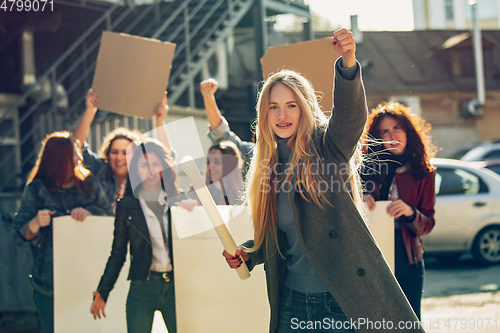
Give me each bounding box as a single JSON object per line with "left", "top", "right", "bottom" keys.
{"left": 330, "top": 28, "right": 356, "bottom": 69}
{"left": 153, "top": 91, "right": 173, "bottom": 154}
{"left": 201, "top": 78, "right": 254, "bottom": 173}
{"left": 74, "top": 89, "right": 99, "bottom": 147}
{"left": 325, "top": 29, "right": 368, "bottom": 162}
{"left": 200, "top": 79, "right": 223, "bottom": 130}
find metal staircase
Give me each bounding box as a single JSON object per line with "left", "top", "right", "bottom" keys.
{"left": 0, "top": 0, "right": 253, "bottom": 193}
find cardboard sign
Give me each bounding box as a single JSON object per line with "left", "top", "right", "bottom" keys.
{"left": 364, "top": 201, "right": 395, "bottom": 273}
{"left": 261, "top": 38, "right": 341, "bottom": 114}
{"left": 92, "top": 31, "right": 176, "bottom": 118}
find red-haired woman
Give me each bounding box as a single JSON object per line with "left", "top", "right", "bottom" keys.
{"left": 362, "top": 101, "right": 437, "bottom": 319}
{"left": 13, "top": 131, "right": 113, "bottom": 333}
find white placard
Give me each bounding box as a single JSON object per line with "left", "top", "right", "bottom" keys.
{"left": 364, "top": 201, "right": 395, "bottom": 273}
{"left": 53, "top": 210, "right": 269, "bottom": 333}
{"left": 171, "top": 206, "right": 269, "bottom": 333}
{"left": 53, "top": 216, "right": 131, "bottom": 333}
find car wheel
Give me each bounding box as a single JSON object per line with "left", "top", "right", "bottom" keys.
{"left": 472, "top": 226, "right": 500, "bottom": 265}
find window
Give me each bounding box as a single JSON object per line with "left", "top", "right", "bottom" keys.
{"left": 465, "top": 0, "right": 499, "bottom": 20}
{"left": 483, "top": 149, "right": 500, "bottom": 160}
{"left": 445, "top": 0, "right": 454, "bottom": 21}
{"left": 485, "top": 164, "right": 500, "bottom": 176}
{"left": 435, "top": 167, "right": 488, "bottom": 196}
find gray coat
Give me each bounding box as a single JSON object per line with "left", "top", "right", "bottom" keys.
{"left": 244, "top": 60, "right": 425, "bottom": 333}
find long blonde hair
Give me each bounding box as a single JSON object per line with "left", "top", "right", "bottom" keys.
{"left": 245, "top": 70, "right": 364, "bottom": 254}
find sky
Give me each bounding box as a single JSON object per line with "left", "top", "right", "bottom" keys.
{"left": 287, "top": 0, "right": 415, "bottom": 31}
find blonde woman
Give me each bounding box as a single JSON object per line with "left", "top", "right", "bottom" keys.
{"left": 223, "top": 29, "right": 425, "bottom": 333}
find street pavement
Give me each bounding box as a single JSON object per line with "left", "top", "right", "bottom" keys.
{"left": 422, "top": 254, "right": 500, "bottom": 333}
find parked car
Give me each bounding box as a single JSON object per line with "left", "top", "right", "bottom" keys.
{"left": 422, "top": 158, "right": 500, "bottom": 264}
{"left": 449, "top": 142, "right": 500, "bottom": 161}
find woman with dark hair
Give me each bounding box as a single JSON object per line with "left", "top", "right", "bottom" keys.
{"left": 362, "top": 101, "right": 437, "bottom": 319}
{"left": 74, "top": 90, "right": 172, "bottom": 208}
{"left": 200, "top": 79, "right": 253, "bottom": 176}
{"left": 191, "top": 140, "right": 244, "bottom": 205}
{"left": 13, "top": 131, "right": 113, "bottom": 333}
{"left": 90, "top": 138, "right": 195, "bottom": 333}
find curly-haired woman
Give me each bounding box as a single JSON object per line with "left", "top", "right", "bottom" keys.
{"left": 362, "top": 101, "right": 437, "bottom": 319}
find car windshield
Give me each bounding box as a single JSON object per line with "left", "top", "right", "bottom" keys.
{"left": 485, "top": 164, "right": 500, "bottom": 176}
{"left": 458, "top": 144, "right": 500, "bottom": 161}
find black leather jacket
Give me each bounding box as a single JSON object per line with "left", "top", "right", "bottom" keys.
{"left": 96, "top": 194, "right": 174, "bottom": 302}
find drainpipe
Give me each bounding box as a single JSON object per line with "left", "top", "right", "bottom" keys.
{"left": 464, "top": 0, "right": 485, "bottom": 117}
{"left": 350, "top": 15, "right": 363, "bottom": 44}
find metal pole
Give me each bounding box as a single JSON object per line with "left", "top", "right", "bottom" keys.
{"left": 471, "top": 1, "right": 485, "bottom": 106}
{"left": 253, "top": 0, "right": 267, "bottom": 81}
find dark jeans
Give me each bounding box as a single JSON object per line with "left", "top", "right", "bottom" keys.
{"left": 395, "top": 229, "right": 424, "bottom": 320}
{"left": 277, "top": 286, "right": 355, "bottom": 333}
{"left": 126, "top": 271, "right": 176, "bottom": 333}
{"left": 33, "top": 290, "right": 54, "bottom": 333}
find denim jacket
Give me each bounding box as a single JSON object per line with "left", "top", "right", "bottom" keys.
{"left": 13, "top": 178, "right": 113, "bottom": 297}
{"left": 81, "top": 142, "right": 119, "bottom": 206}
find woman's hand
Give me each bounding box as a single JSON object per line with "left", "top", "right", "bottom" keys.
{"left": 200, "top": 79, "right": 218, "bottom": 97}
{"left": 25, "top": 210, "right": 54, "bottom": 240}
{"left": 85, "top": 89, "right": 99, "bottom": 111}
{"left": 387, "top": 199, "right": 414, "bottom": 218}
{"left": 330, "top": 28, "right": 356, "bottom": 68}
{"left": 176, "top": 199, "right": 197, "bottom": 212}
{"left": 222, "top": 246, "right": 250, "bottom": 269}
{"left": 36, "top": 209, "right": 54, "bottom": 228}
{"left": 71, "top": 208, "right": 91, "bottom": 222}
{"left": 90, "top": 291, "right": 106, "bottom": 320}
{"left": 363, "top": 194, "right": 376, "bottom": 211}
{"left": 154, "top": 91, "right": 169, "bottom": 125}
